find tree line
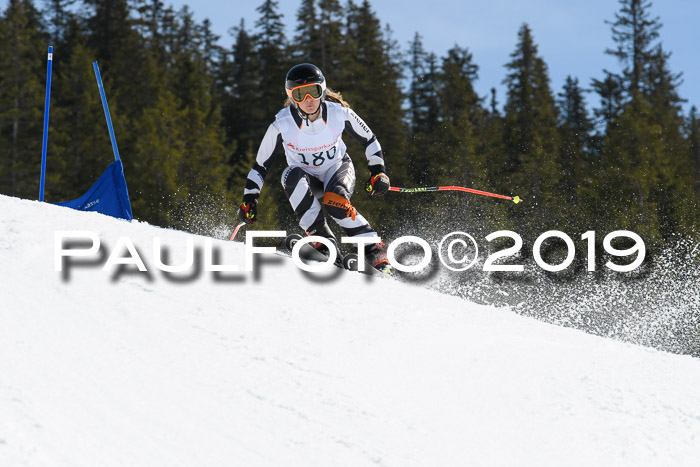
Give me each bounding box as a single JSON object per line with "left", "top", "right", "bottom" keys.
{"left": 1, "top": 0, "right": 698, "bottom": 252}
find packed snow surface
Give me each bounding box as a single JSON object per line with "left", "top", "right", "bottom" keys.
{"left": 1, "top": 194, "right": 699, "bottom": 466}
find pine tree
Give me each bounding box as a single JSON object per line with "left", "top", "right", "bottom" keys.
{"left": 605, "top": 0, "right": 661, "bottom": 96}
{"left": 688, "top": 106, "right": 700, "bottom": 195}
{"left": 439, "top": 46, "right": 480, "bottom": 128}
{"left": 645, "top": 45, "right": 684, "bottom": 115}
{"left": 134, "top": 0, "right": 170, "bottom": 66}
{"left": 501, "top": 24, "right": 561, "bottom": 235}
{"left": 84, "top": 0, "right": 156, "bottom": 113}
{"left": 489, "top": 88, "right": 499, "bottom": 115}
{"left": 340, "top": 0, "right": 406, "bottom": 233}
{"left": 0, "top": 0, "right": 48, "bottom": 199}
{"left": 224, "top": 19, "right": 262, "bottom": 182}
{"left": 292, "top": 0, "right": 320, "bottom": 63}
{"left": 134, "top": 0, "right": 163, "bottom": 40}
{"left": 590, "top": 71, "right": 623, "bottom": 153}
{"left": 437, "top": 45, "right": 484, "bottom": 187}
{"left": 291, "top": 0, "right": 345, "bottom": 83}
{"left": 479, "top": 87, "right": 508, "bottom": 233}
{"left": 592, "top": 0, "right": 664, "bottom": 155}
{"left": 42, "top": 0, "right": 76, "bottom": 45}
{"left": 406, "top": 33, "right": 434, "bottom": 134}
{"left": 199, "top": 18, "right": 219, "bottom": 73}
{"left": 219, "top": 19, "right": 283, "bottom": 232}
{"left": 240, "top": 1, "right": 291, "bottom": 230}
{"left": 557, "top": 76, "right": 592, "bottom": 207}
{"left": 593, "top": 97, "right": 665, "bottom": 242}
{"left": 169, "top": 11, "right": 232, "bottom": 234}
{"left": 254, "top": 0, "right": 289, "bottom": 119}
{"left": 645, "top": 45, "right": 696, "bottom": 237}
{"left": 128, "top": 88, "right": 185, "bottom": 227}
{"left": 316, "top": 0, "right": 344, "bottom": 75}
{"left": 120, "top": 4, "right": 231, "bottom": 230}
{"left": 341, "top": 0, "right": 404, "bottom": 149}
{"left": 435, "top": 45, "right": 489, "bottom": 233}
{"left": 558, "top": 76, "right": 592, "bottom": 150}
{"left": 593, "top": 0, "right": 697, "bottom": 242}
{"left": 402, "top": 31, "right": 441, "bottom": 224}
{"left": 84, "top": 0, "right": 132, "bottom": 63}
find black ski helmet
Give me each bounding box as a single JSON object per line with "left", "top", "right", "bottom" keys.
{"left": 285, "top": 63, "right": 327, "bottom": 106}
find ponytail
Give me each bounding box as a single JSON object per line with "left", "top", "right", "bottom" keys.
{"left": 325, "top": 88, "right": 350, "bottom": 107}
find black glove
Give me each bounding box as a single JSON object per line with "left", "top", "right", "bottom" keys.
{"left": 237, "top": 199, "right": 258, "bottom": 224}
{"left": 365, "top": 172, "right": 390, "bottom": 196}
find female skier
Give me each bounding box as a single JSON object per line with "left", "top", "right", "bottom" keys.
{"left": 237, "top": 63, "right": 391, "bottom": 272}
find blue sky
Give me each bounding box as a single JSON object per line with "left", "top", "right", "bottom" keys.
{"left": 168, "top": 0, "right": 699, "bottom": 114}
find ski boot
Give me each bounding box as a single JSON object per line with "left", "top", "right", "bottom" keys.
{"left": 366, "top": 241, "right": 393, "bottom": 275}
{"left": 305, "top": 224, "right": 344, "bottom": 268}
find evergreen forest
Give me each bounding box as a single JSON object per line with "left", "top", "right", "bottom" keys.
{"left": 1, "top": 0, "right": 698, "bottom": 255}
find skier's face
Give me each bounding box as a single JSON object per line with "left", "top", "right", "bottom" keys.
{"left": 299, "top": 95, "right": 321, "bottom": 115}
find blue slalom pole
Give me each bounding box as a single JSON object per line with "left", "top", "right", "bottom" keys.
{"left": 39, "top": 46, "right": 54, "bottom": 201}
{"left": 92, "top": 62, "right": 120, "bottom": 162}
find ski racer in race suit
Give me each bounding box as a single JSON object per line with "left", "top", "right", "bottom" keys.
{"left": 237, "top": 63, "right": 391, "bottom": 271}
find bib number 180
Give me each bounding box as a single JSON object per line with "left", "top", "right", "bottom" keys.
{"left": 298, "top": 147, "right": 337, "bottom": 167}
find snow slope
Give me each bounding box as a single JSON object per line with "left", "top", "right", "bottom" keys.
{"left": 1, "top": 194, "right": 699, "bottom": 467}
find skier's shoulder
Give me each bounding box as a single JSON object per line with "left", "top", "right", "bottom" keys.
{"left": 326, "top": 101, "right": 359, "bottom": 125}
{"left": 325, "top": 100, "right": 344, "bottom": 111}
{"left": 325, "top": 100, "right": 354, "bottom": 117}
{"left": 274, "top": 106, "right": 294, "bottom": 121}
{"left": 271, "top": 106, "right": 298, "bottom": 133}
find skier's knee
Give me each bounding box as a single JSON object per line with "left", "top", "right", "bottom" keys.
{"left": 323, "top": 191, "right": 357, "bottom": 220}
{"left": 281, "top": 166, "right": 307, "bottom": 195}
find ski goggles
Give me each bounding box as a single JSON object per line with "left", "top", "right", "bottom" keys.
{"left": 287, "top": 83, "right": 324, "bottom": 103}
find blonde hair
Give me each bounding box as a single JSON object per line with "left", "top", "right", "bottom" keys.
{"left": 284, "top": 87, "right": 350, "bottom": 108}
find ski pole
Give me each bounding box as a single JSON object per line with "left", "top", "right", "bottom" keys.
{"left": 388, "top": 185, "right": 521, "bottom": 204}
{"left": 229, "top": 221, "right": 246, "bottom": 241}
